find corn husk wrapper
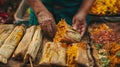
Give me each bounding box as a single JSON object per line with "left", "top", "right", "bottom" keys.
{"left": 0, "top": 24, "right": 14, "bottom": 35}
{"left": 0, "top": 25, "right": 14, "bottom": 47}
{"left": 54, "top": 19, "right": 81, "bottom": 43}
{"left": 35, "top": 37, "right": 50, "bottom": 63}
{"left": 13, "top": 26, "right": 36, "bottom": 60}
{"left": 39, "top": 42, "right": 67, "bottom": 66}
{"left": 0, "top": 25, "right": 24, "bottom": 64}
{"left": 74, "top": 43, "right": 89, "bottom": 67}
{"left": 67, "top": 43, "right": 93, "bottom": 67}
{"left": 24, "top": 26, "right": 42, "bottom": 63}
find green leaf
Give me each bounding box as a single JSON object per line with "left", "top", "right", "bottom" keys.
{"left": 116, "top": 52, "right": 120, "bottom": 57}
{"left": 100, "top": 58, "right": 110, "bottom": 67}
{"left": 95, "top": 44, "right": 102, "bottom": 50}
{"left": 100, "top": 52, "right": 107, "bottom": 56}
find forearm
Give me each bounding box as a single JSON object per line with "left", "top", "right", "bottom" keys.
{"left": 26, "top": 0, "right": 48, "bottom": 15}
{"left": 78, "top": 0, "right": 95, "bottom": 15}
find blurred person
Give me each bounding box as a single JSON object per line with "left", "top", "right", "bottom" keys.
{"left": 26, "top": 0, "right": 95, "bottom": 38}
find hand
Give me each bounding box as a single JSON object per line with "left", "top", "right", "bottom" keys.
{"left": 37, "top": 10, "right": 57, "bottom": 38}
{"left": 72, "top": 12, "right": 87, "bottom": 37}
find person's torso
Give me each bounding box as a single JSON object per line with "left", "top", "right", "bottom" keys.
{"left": 41, "top": 0, "right": 83, "bottom": 8}
{"left": 40, "top": 0, "right": 83, "bottom": 25}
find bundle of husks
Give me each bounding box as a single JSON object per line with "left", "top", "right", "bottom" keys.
{"left": 67, "top": 42, "right": 94, "bottom": 67}
{"left": 13, "top": 26, "right": 36, "bottom": 60}
{"left": 0, "top": 25, "right": 24, "bottom": 64}
{"left": 0, "top": 24, "right": 14, "bottom": 47}
{"left": 54, "top": 19, "right": 81, "bottom": 43}
{"left": 39, "top": 42, "right": 67, "bottom": 66}
{"left": 24, "top": 26, "right": 42, "bottom": 63}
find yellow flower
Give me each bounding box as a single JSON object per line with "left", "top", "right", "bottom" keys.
{"left": 90, "top": 0, "right": 120, "bottom": 15}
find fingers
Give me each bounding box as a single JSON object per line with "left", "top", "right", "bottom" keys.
{"left": 46, "top": 21, "right": 53, "bottom": 36}
{"left": 72, "top": 17, "right": 77, "bottom": 30}
{"left": 47, "top": 20, "right": 57, "bottom": 38}
{"left": 72, "top": 17, "right": 76, "bottom": 25}
{"left": 37, "top": 10, "right": 56, "bottom": 38}
{"left": 72, "top": 19, "right": 81, "bottom": 32}
{"left": 80, "top": 23, "right": 86, "bottom": 37}
{"left": 39, "top": 20, "right": 56, "bottom": 38}
{"left": 40, "top": 21, "right": 47, "bottom": 33}
{"left": 72, "top": 18, "right": 87, "bottom": 37}
{"left": 51, "top": 21, "right": 57, "bottom": 36}
{"left": 79, "top": 21, "right": 87, "bottom": 37}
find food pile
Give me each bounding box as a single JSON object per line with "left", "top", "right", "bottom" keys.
{"left": 0, "top": 25, "right": 24, "bottom": 64}
{"left": 0, "top": 20, "right": 94, "bottom": 67}
{"left": 89, "top": 23, "right": 120, "bottom": 67}
{"left": 0, "top": 20, "right": 119, "bottom": 67}
{"left": 0, "top": 24, "right": 43, "bottom": 65}
{"left": 90, "top": 0, "right": 120, "bottom": 15}
{"left": 43, "top": 19, "right": 93, "bottom": 67}
{"left": 13, "top": 25, "right": 42, "bottom": 64}
{"left": 39, "top": 41, "right": 93, "bottom": 67}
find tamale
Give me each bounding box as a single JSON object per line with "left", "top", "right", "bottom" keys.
{"left": 0, "top": 25, "right": 14, "bottom": 47}
{"left": 24, "top": 26, "right": 42, "bottom": 63}
{"left": 0, "top": 24, "right": 14, "bottom": 34}
{"left": 0, "top": 25, "right": 24, "bottom": 64}
{"left": 74, "top": 43, "right": 90, "bottom": 67}
{"left": 13, "top": 26, "right": 36, "bottom": 60}
{"left": 67, "top": 43, "right": 93, "bottom": 67}
{"left": 54, "top": 19, "right": 81, "bottom": 43}
{"left": 39, "top": 42, "right": 67, "bottom": 66}
{"left": 36, "top": 37, "right": 50, "bottom": 63}
{"left": 67, "top": 44, "right": 78, "bottom": 67}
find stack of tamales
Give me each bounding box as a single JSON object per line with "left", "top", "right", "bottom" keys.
{"left": 24, "top": 26, "right": 43, "bottom": 63}
{"left": 13, "top": 26, "right": 36, "bottom": 60}
{"left": 0, "top": 25, "right": 24, "bottom": 64}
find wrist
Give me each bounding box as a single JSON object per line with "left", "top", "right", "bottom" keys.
{"left": 37, "top": 11, "right": 53, "bottom": 24}
{"left": 36, "top": 9, "right": 48, "bottom": 17}
{"left": 34, "top": 4, "right": 48, "bottom": 15}
{"left": 27, "top": 0, "right": 48, "bottom": 16}
{"left": 77, "top": 11, "right": 87, "bottom": 17}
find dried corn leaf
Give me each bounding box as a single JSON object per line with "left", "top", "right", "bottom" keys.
{"left": 13, "top": 26, "right": 36, "bottom": 60}
{"left": 36, "top": 37, "right": 50, "bottom": 63}
{"left": 74, "top": 43, "right": 89, "bottom": 67}
{"left": 39, "top": 42, "right": 67, "bottom": 66}
{"left": 0, "top": 25, "right": 24, "bottom": 64}
{"left": 0, "top": 25, "right": 14, "bottom": 47}
{"left": 0, "top": 24, "right": 14, "bottom": 35}
{"left": 67, "top": 42, "right": 93, "bottom": 67}
{"left": 24, "top": 26, "right": 42, "bottom": 63}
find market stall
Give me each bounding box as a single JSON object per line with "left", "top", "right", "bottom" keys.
{"left": 0, "top": 0, "right": 120, "bottom": 67}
